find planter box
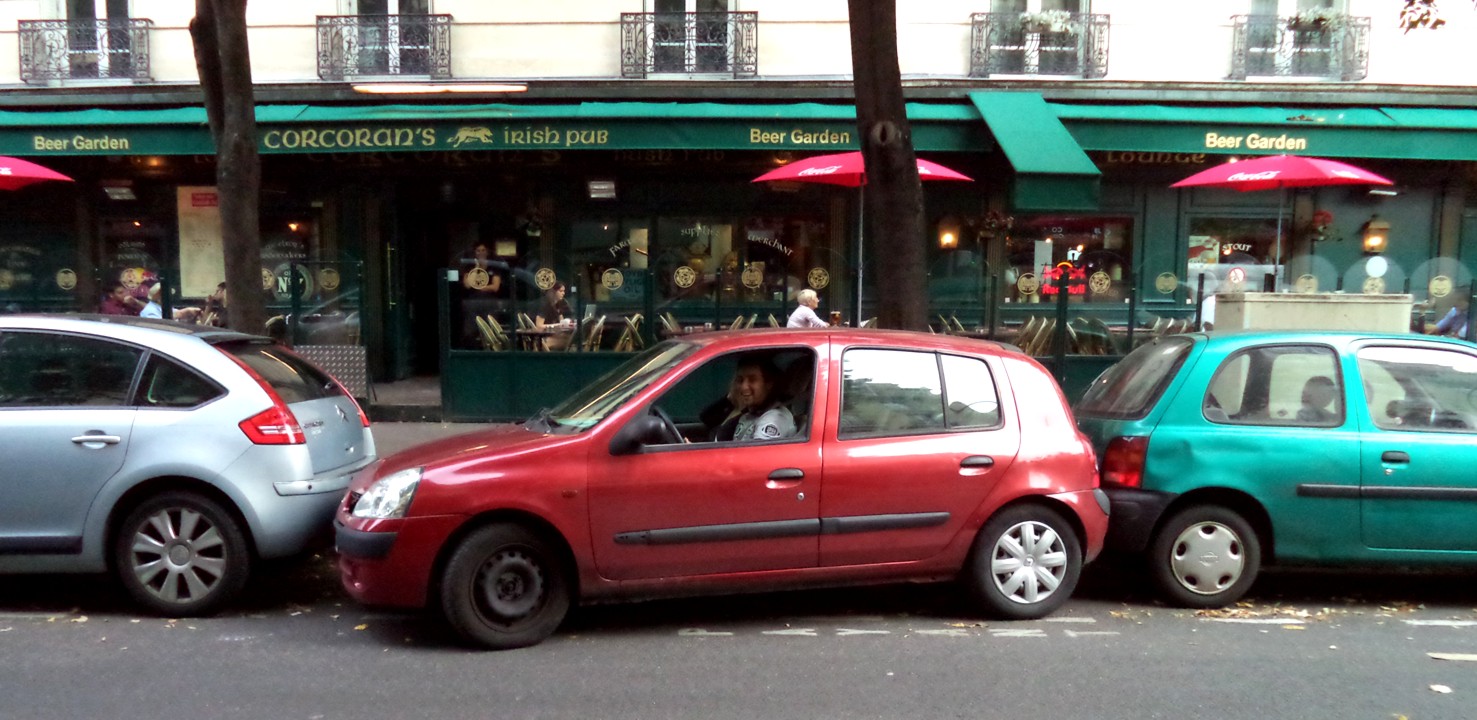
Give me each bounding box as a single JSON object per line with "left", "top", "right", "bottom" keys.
{"left": 1216, "top": 292, "right": 1412, "bottom": 333}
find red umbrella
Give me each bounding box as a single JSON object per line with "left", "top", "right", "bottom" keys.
{"left": 1171, "top": 154, "right": 1392, "bottom": 192}
{"left": 1171, "top": 154, "right": 1392, "bottom": 272}
{"left": 753, "top": 151, "right": 973, "bottom": 323}
{"left": 0, "top": 156, "right": 73, "bottom": 191}
{"left": 752, "top": 151, "right": 973, "bottom": 187}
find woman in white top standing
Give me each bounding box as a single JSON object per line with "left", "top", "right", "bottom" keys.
{"left": 787, "top": 289, "right": 830, "bottom": 328}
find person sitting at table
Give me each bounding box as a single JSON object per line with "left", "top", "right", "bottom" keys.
{"left": 787, "top": 289, "right": 830, "bottom": 328}
{"left": 538, "top": 282, "right": 571, "bottom": 325}
{"left": 99, "top": 281, "right": 142, "bottom": 316}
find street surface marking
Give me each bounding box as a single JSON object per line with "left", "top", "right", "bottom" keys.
{"left": 836, "top": 628, "right": 891, "bottom": 636}
{"left": 1428, "top": 652, "right": 1477, "bottom": 662}
{"left": 915, "top": 628, "right": 972, "bottom": 637}
{"left": 988, "top": 628, "right": 1047, "bottom": 638}
{"left": 1404, "top": 620, "right": 1477, "bottom": 627}
{"left": 0, "top": 613, "right": 67, "bottom": 621}
{"left": 1064, "top": 629, "right": 1121, "bottom": 638}
{"left": 761, "top": 628, "right": 818, "bottom": 636}
{"left": 1044, "top": 617, "right": 1098, "bottom": 623}
{"left": 1203, "top": 618, "right": 1305, "bottom": 625}
{"left": 677, "top": 628, "right": 734, "bottom": 637}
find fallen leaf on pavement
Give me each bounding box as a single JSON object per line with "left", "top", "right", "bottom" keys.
{"left": 354, "top": 624, "right": 368, "bottom": 631}
{"left": 1430, "top": 684, "right": 1453, "bottom": 694}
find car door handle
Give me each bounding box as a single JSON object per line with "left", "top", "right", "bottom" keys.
{"left": 1381, "top": 451, "right": 1410, "bottom": 464}
{"left": 768, "top": 468, "right": 805, "bottom": 481}
{"left": 71, "top": 434, "right": 122, "bottom": 445}
{"left": 960, "top": 455, "right": 995, "bottom": 469}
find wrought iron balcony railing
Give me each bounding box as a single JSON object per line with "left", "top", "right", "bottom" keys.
{"left": 1229, "top": 14, "right": 1370, "bottom": 81}
{"left": 969, "top": 12, "right": 1109, "bottom": 78}
{"left": 317, "top": 14, "right": 452, "bottom": 81}
{"left": 621, "top": 11, "right": 758, "bottom": 79}
{"left": 18, "top": 19, "right": 153, "bottom": 84}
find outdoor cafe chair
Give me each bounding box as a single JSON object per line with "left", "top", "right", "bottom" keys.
{"left": 768, "top": 313, "right": 780, "bottom": 328}
{"left": 744, "top": 313, "right": 758, "bottom": 329}
{"left": 949, "top": 315, "right": 967, "bottom": 334}
{"left": 729, "top": 315, "right": 745, "bottom": 330}
{"left": 581, "top": 315, "right": 607, "bottom": 351}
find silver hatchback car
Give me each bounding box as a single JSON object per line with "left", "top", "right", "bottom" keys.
{"left": 0, "top": 315, "right": 376, "bottom": 615}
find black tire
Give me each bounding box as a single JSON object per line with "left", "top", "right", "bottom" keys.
{"left": 965, "top": 505, "right": 1082, "bottom": 620}
{"left": 1148, "top": 504, "right": 1261, "bottom": 608}
{"left": 113, "top": 490, "right": 251, "bottom": 616}
{"left": 440, "top": 524, "right": 571, "bottom": 650}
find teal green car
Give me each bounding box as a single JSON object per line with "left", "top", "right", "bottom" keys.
{"left": 1076, "top": 331, "right": 1477, "bottom": 608}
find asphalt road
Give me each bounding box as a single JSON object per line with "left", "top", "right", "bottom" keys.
{"left": 2, "top": 424, "right": 1475, "bottom": 719}
{"left": 2, "top": 547, "right": 1475, "bottom": 719}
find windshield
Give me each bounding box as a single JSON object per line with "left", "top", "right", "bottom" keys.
{"left": 543, "top": 341, "right": 697, "bottom": 431}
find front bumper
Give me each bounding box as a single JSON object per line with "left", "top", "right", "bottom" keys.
{"left": 334, "top": 512, "right": 466, "bottom": 608}
{"left": 1102, "top": 487, "right": 1176, "bottom": 553}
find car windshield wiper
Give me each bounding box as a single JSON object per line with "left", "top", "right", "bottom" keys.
{"left": 524, "top": 407, "right": 563, "bottom": 433}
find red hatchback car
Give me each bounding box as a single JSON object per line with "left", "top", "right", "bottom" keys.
{"left": 336, "top": 329, "right": 1108, "bottom": 649}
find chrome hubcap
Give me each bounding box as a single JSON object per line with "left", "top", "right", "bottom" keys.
{"left": 1169, "top": 521, "right": 1244, "bottom": 595}
{"left": 990, "top": 520, "right": 1068, "bottom": 605}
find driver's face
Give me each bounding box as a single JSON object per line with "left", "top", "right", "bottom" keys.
{"left": 732, "top": 366, "right": 772, "bottom": 412}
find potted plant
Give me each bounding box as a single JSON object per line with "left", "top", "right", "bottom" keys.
{"left": 1019, "top": 9, "right": 1076, "bottom": 34}
{"left": 1288, "top": 7, "right": 1346, "bottom": 31}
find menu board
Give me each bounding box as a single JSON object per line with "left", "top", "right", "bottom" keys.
{"left": 177, "top": 187, "right": 224, "bottom": 298}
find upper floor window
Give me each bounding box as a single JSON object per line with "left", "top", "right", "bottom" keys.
{"left": 1230, "top": 0, "right": 1369, "bottom": 81}
{"left": 318, "top": 0, "right": 451, "bottom": 80}
{"left": 969, "top": 0, "right": 1108, "bottom": 79}
{"left": 621, "top": 0, "right": 758, "bottom": 79}
{"left": 20, "top": 0, "right": 151, "bottom": 84}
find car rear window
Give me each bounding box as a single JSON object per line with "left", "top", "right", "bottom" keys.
{"left": 218, "top": 341, "right": 341, "bottom": 404}
{"left": 1077, "top": 336, "right": 1194, "bottom": 420}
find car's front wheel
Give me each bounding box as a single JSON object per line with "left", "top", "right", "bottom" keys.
{"left": 113, "top": 490, "right": 251, "bottom": 616}
{"left": 965, "top": 505, "right": 1082, "bottom": 620}
{"left": 1149, "top": 504, "right": 1261, "bottom": 608}
{"left": 440, "top": 524, "right": 571, "bottom": 650}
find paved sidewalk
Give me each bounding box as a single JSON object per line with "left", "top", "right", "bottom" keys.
{"left": 369, "top": 420, "right": 499, "bottom": 457}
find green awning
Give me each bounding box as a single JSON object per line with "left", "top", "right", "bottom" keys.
{"left": 0, "top": 101, "right": 989, "bottom": 157}
{"left": 1053, "top": 103, "right": 1477, "bottom": 161}
{"left": 968, "top": 92, "right": 1100, "bottom": 212}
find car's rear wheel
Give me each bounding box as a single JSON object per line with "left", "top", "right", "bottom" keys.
{"left": 965, "top": 505, "right": 1082, "bottom": 620}
{"left": 1149, "top": 505, "right": 1261, "bottom": 608}
{"left": 113, "top": 491, "right": 251, "bottom": 616}
{"left": 440, "top": 524, "right": 571, "bottom": 650}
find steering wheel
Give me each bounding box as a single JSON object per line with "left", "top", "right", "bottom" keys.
{"left": 651, "top": 406, "right": 685, "bottom": 445}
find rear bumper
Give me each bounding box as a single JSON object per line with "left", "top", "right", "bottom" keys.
{"left": 1102, "top": 487, "right": 1176, "bottom": 553}
{"left": 1049, "top": 487, "right": 1111, "bottom": 563}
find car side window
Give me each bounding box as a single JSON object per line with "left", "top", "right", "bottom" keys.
{"left": 840, "top": 349, "right": 945, "bottom": 438}
{"left": 940, "top": 354, "right": 1002, "bottom": 429}
{"left": 1357, "top": 346, "right": 1477, "bottom": 433}
{"left": 1203, "top": 345, "right": 1343, "bottom": 427}
{"left": 139, "top": 354, "right": 224, "bottom": 408}
{"left": 647, "top": 348, "right": 814, "bottom": 445}
{"left": 0, "top": 331, "right": 142, "bottom": 408}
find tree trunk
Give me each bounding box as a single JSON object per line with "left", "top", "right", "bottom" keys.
{"left": 191, "top": 0, "right": 264, "bottom": 334}
{"left": 847, "top": 0, "right": 927, "bottom": 331}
